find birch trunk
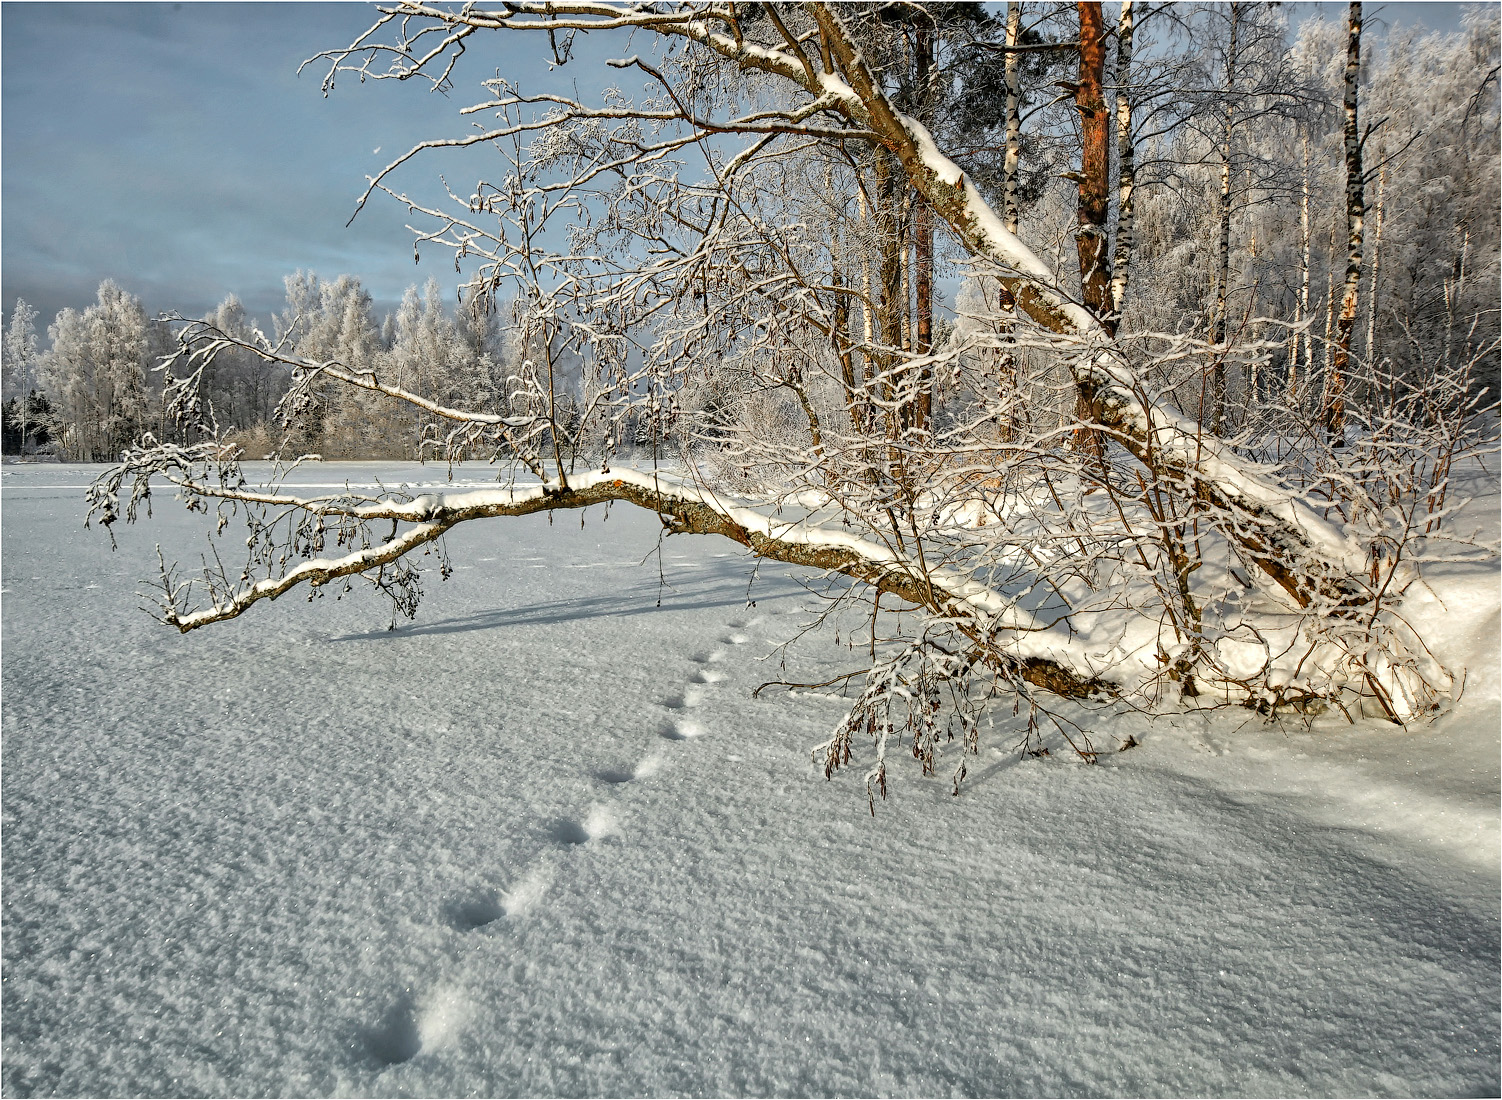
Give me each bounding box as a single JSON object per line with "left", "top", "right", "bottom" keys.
{"left": 1324, "top": 215, "right": 1337, "bottom": 384}
{"left": 1364, "top": 160, "right": 1386, "bottom": 366}
{"left": 912, "top": 19, "right": 934, "bottom": 430}
{"left": 1003, "top": 1, "right": 1024, "bottom": 235}
{"left": 1326, "top": 0, "right": 1365, "bottom": 446}
{"left": 828, "top": 212, "right": 864, "bottom": 436}
{"left": 1292, "top": 133, "right": 1312, "bottom": 404}
{"left": 1211, "top": 1, "right": 1240, "bottom": 435}
{"left": 1107, "top": 0, "right": 1136, "bottom": 331}
{"left": 856, "top": 187, "right": 876, "bottom": 364}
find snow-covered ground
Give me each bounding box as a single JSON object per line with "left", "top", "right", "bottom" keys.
{"left": 3, "top": 460, "right": 1497, "bottom": 1098}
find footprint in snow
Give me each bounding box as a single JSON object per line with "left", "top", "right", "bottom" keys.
{"left": 551, "top": 819, "right": 591, "bottom": 845}
{"left": 550, "top": 806, "right": 617, "bottom": 846}
{"left": 661, "top": 716, "right": 705, "bottom": 740}
{"left": 663, "top": 685, "right": 705, "bottom": 709}
{"left": 687, "top": 668, "right": 725, "bottom": 685}
{"left": 723, "top": 632, "right": 751, "bottom": 645}
{"left": 365, "top": 997, "right": 422, "bottom": 1065}
{"left": 596, "top": 753, "right": 662, "bottom": 785}
{"left": 447, "top": 864, "right": 553, "bottom": 930}
{"left": 448, "top": 892, "right": 505, "bottom": 931}
{"left": 688, "top": 650, "right": 725, "bottom": 665}
{"left": 365, "top": 984, "right": 471, "bottom": 1065}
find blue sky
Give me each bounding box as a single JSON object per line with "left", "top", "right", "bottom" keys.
{"left": 2, "top": 2, "right": 591, "bottom": 329}
{"left": 0, "top": 2, "right": 1475, "bottom": 336}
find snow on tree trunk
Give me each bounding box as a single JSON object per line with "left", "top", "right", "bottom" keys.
{"left": 1002, "top": 2, "right": 1024, "bottom": 236}
{"left": 1107, "top": 0, "right": 1136, "bottom": 329}
{"left": 1327, "top": 0, "right": 1365, "bottom": 445}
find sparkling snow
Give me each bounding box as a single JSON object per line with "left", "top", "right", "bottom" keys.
{"left": 2, "top": 461, "right": 1497, "bottom": 1097}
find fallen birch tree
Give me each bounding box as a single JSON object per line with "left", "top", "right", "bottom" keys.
{"left": 90, "top": 2, "right": 1495, "bottom": 799}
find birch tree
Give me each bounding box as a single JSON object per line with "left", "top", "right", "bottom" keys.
{"left": 89, "top": 2, "right": 1493, "bottom": 799}
{"left": 1324, "top": 0, "right": 1364, "bottom": 444}
{"left": 2, "top": 299, "right": 41, "bottom": 454}
{"left": 42, "top": 281, "right": 151, "bottom": 462}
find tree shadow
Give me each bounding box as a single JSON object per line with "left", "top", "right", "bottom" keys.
{"left": 330, "top": 581, "right": 798, "bottom": 641}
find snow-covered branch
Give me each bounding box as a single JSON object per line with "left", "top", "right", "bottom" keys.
{"left": 90, "top": 2, "right": 1499, "bottom": 795}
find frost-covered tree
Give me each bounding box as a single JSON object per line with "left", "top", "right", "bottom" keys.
{"left": 92, "top": 3, "right": 1498, "bottom": 802}
{"left": 194, "top": 295, "right": 288, "bottom": 437}
{"left": 42, "top": 281, "right": 152, "bottom": 461}
{"left": 2, "top": 299, "right": 42, "bottom": 454}
{"left": 273, "top": 271, "right": 384, "bottom": 456}
{"left": 382, "top": 278, "right": 492, "bottom": 458}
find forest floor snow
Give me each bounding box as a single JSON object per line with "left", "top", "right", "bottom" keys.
{"left": 2, "top": 461, "right": 1497, "bottom": 1098}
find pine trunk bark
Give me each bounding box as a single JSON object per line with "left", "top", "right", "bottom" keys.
{"left": 1072, "top": 0, "right": 1111, "bottom": 461}
{"left": 1074, "top": 0, "right": 1112, "bottom": 321}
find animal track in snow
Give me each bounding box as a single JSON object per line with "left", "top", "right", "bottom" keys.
{"left": 660, "top": 716, "right": 705, "bottom": 740}
{"left": 687, "top": 668, "right": 725, "bottom": 685}
{"left": 597, "top": 753, "right": 663, "bottom": 784}
{"left": 663, "top": 685, "right": 705, "bottom": 709}
{"left": 723, "top": 632, "right": 751, "bottom": 645}
{"left": 448, "top": 863, "right": 553, "bottom": 930}
{"left": 366, "top": 998, "right": 422, "bottom": 1065}
{"left": 688, "top": 649, "right": 725, "bottom": 665}
{"left": 550, "top": 806, "right": 617, "bottom": 846}
{"left": 448, "top": 892, "right": 505, "bottom": 931}
{"left": 365, "top": 984, "right": 471, "bottom": 1065}
{"left": 551, "top": 819, "right": 591, "bottom": 845}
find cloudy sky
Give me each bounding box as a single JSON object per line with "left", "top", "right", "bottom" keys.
{"left": 1, "top": 2, "right": 595, "bottom": 329}
{"left": 1, "top": 2, "right": 1474, "bottom": 336}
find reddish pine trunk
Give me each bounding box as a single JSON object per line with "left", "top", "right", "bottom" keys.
{"left": 1074, "top": 0, "right": 1112, "bottom": 323}
{"left": 1073, "top": 0, "right": 1111, "bottom": 460}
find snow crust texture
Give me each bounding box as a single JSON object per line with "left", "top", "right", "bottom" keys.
{"left": 2, "top": 462, "right": 1497, "bottom": 1098}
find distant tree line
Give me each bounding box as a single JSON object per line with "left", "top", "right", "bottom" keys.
{"left": 1, "top": 274, "right": 539, "bottom": 461}
{"left": 7, "top": 6, "right": 1496, "bottom": 466}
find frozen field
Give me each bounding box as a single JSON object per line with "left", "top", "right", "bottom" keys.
{"left": 2, "top": 460, "right": 1498, "bottom": 1097}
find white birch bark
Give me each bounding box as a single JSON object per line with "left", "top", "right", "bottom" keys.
{"left": 1003, "top": 1, "right": 1024, "bottom": 236}
{"left": 1107, "top": 0, "right": 1136, "bottom": 326}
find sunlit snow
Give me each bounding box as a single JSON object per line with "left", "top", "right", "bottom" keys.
{"left": 2, "top": 461, "right": 1497, "bottom": 1097}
